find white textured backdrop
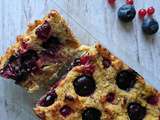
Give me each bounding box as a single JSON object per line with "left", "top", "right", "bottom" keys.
{"left": 0, "top": 0, "right": 160, "bottom": 120}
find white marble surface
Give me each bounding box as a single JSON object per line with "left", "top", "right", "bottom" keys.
{"left": 0, "top": 0, "right": 160, "bottom": 120}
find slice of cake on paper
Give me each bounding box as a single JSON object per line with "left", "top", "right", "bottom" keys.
{"left": 34, "top": 44, "right": 160, "bottom": 120}
{"left": 0, "top": 10, "right": 80, "bottom": 92}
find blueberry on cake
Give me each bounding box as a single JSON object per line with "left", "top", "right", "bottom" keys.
{"left": 0, "top": 10, "right": 80, "bottom": 92}
{"left": 34, "top": 44, "right": 160, "bottom": 120}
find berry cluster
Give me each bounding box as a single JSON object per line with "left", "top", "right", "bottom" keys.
{"left": 138, "top": 7, "right": 155, "bottom": 18}
{"left": 107, "top": 0, "right": 159, "bottom": 35}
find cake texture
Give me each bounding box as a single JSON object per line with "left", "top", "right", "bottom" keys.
{"left": 34, "top": 44, "right": 160, "bottom": 120}
{"left": 0, "top": 10, "right": 80, "bottom": 92}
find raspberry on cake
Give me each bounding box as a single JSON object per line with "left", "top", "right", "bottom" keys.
{"left": 0, "top": 10, "right": 80, "bottom": 92}
{"left": 34, "top": 44, "right": 160, "bottom": 120}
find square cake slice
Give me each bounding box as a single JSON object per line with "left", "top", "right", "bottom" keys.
{"left": 34, "top": 44, "right": 160, "bottom": 120}
{"left": 0, "top": 10, "right": 80, "bottom": 92}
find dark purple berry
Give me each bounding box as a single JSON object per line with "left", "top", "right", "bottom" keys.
{"left": 142, "top": 18, "right": 159, "bottom": 35}
{"left": 118, "top": 4, "right": 136, "bottom": 22}
{"left": 116, "top": 70, "right": 136, "bottom": 91}
{"left": 42, "top": 36, "right": 61, "bottom": 49}
{"left": 106, "top": 92, "right": 115, "bottom": 103}
{"left": 103, "top": 59, "right": 111, "bottom": 68}
{"left": 146, "top": 95, "right": 159, "bottom": 105}
{"left": 39, "top": 90, "right": 57, "bottom": 107}
{"left": 20, "top": 49, "right": 38, "bottom": 64}
{"left": 127, "top": 102, "right": 146, "bottom": 120}
{"left": 60, "top": 105, "right": 72, "bottom": 117}
{"left": 35, "top": 21, "right": 51, "bottom": 40}
{"left": 73, "top": 75, "right": 96, "bottom": 96}
{"left": 82, "top": 107, "right": 101, "bottom": 120}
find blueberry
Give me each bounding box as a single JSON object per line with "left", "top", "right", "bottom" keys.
{"left": 42, "top": 36, "right": 61, "bottom": 49}
{"left": 82, "top": 107, "right": 101, "bottom": 120}
{"left": 73, "top": 75, "right": 96, "bottom": 96}
{"left": 60, "top": 105, "right": 72, "bottom": 117}
{"left": 116, "top": 70, "right": 136, "bottom": 91}
{"left": 142, "top": 18, "right": 159, "bottom": 35}
{"left": 35, "top": 21, "right": 51, "bottom": 40}
{"left": 20, "top": 49, "right": 38, "bottom": 64}
{"left": 127, "top": 102, "right": 146, "bottom": 120}
{"left": 118, "top": 4, "right": 136, "bottom": 22}
{"left": 39, "top": 90, "right": 57, "bottom": 107}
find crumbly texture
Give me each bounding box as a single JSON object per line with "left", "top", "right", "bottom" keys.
{"left": 0, "top": 10, "right": 80, "bottom": 92}
{"left": 34, "top": 44, "right": 160, "bottom": 120}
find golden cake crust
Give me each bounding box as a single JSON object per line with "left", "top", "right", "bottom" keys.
{"left": 34, "top": 44, "right": 160, "bottom": 120}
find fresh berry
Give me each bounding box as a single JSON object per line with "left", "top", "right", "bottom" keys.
{"left": 83, "top": 64, "right": 95, "bottom": 75}
{"left": 138, "top": 9, "right": 146, "bottom": 18}
{"left": 118, "top": 4, "right": 136, "bottom": 22}
{"left": 39, "top": 90, "right": 57, "bottom": 107}
{"left": 116, "top": 70, "right": 136, "bottom": 91}
{"left": 60, "top": 105, "right": 72, "bottom": 117}
{"left": 107, "top": 0, "right": 116, "bottom": 5}
{"left": 126, "top": 0, "right": 134, "bottom": 5}
{"left": 106, "top": 92, "right": 115, "bottom": 103}
{"left": 142, "top": 17, "right": 159, "bottom": 35}
{"left": 73, "top": 75, "right": 96, "bottom": 96}
{"left": 82, "top": 107, "right": 101, "bottom": 120}
{"left": 80, "top": 55, "right": 92, "bottom": 65}
{"left": 146, "top": 95, "right": 159, "bottom": 105}
{"left": 102, "top": 59, "right": 111, "bottom": 68}
{"left": 127, "top": 102, "right": 146, "bottom": 120}
{"left": 147, "top": 7, "right": 155, "bottom": 16}
{"left": 35, "top": 21, "right": 51, "bottom": 40}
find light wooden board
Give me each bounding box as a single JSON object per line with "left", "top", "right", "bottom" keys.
{"left": 0, "top": 0, "right": 160, "bottom": 119}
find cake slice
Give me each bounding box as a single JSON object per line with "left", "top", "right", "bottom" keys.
{"left": 0, "top": 10, "right": 80, "bottom": 92}
{"left": 34, "top": 44, "right": 160, "bottom": 120}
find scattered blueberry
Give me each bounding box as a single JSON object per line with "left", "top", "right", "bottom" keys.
{"left": 142, "top": 18, "right": 159, "bottom": 35}
{"left": 82, "top": 107, "right": 101, "bottom": 120}
{"left": 127, "top": 102, "right": 146, "bottom": 120}
{"left": 35, "top": 21, "right": 51, "bottom": 40}
{"left": 116, "top": 70, "right": 136, "bottom": 91}
{"left": 39, "top": 90, "right": 57, "bottom": 107}
{"left": 118, "top": 4, "right": 136, "bottom": 22}
{"left": 60, "top": 105, "right": 72, "bottom": 117}
{"left": 73, "top": 75, "right": 96, "bottom": 96}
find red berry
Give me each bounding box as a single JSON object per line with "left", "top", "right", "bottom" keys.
{"left": 147, "top": 7, "right": 155, "bottom": 15}
{"left": 83, "top": 64, "right": 95, "bottom": 75}
{"left": 126, "top": 0, "right": 134, "bottom": 5}
{"left": 107, "top": 0, "right": 116, "bottom": 5}
{"left": 80, "top": 55, "right": 92, "bottom": 65}
{"left": 138, "top": 9, "right": 146, "bottom": 18}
